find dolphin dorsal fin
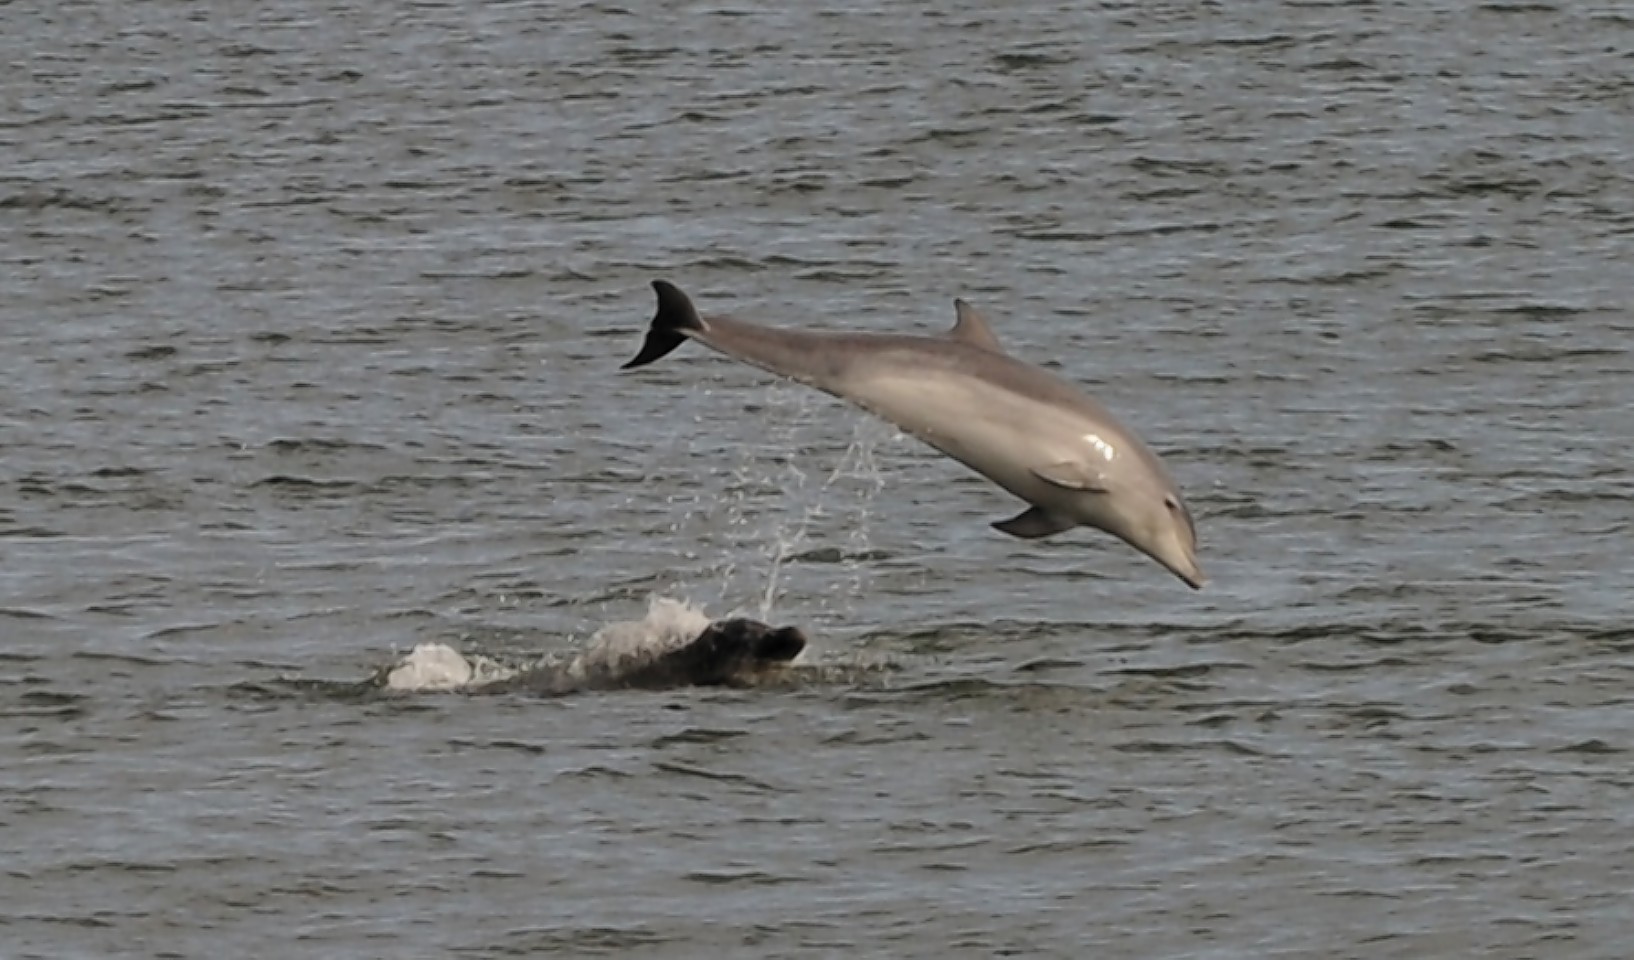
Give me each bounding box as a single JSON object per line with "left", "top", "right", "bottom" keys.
{"left": 949, "top": 299, "right": 1005, "bottom": 353}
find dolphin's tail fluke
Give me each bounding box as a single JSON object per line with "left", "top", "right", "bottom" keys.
{"left": 622, "top": 279, "right": 704, "bottom": 370}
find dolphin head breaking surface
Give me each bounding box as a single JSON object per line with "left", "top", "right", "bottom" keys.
{"left": 624, "top": 280, "right": 1204, "bottom": 590}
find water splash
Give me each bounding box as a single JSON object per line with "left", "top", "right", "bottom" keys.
{"left": 579, "top": 595, "right": 713, "bottom": 669}
{"left": 382, "top": 596, "right": 717, "bottom": 693}
{"left": 726, "top": 393, "right": 890, "bottom": 621}
{"left": 637, "top": 381, "right": 892, "bottom": 623}
{"left": 382, "top": 642, "right": 519, "bottom": 692}
{"left": 749, "top": 417, "right": 890, "bottom": 620}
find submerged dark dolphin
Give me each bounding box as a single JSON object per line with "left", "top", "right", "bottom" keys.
{"left": 602, "top": 618, "right": 806, "bottom": 691}
{"left": 624, "top": 280, "right": 1204, "bottom": 589}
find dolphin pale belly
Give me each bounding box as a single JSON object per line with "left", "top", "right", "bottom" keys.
{"left": 623, "top": 280, "right": 1205, "bottom": 589}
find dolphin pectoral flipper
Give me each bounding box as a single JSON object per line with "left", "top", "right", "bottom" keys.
{"left": 622, "top": 279, "right": 706, "bottom": 370}
{"left": 1031, "top": 462, "right": 1110, "bottom": 492}
{"left": 993, "top": 506, "right": 1076, "bottom": 539}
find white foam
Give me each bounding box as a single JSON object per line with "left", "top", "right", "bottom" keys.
{"left": 556, "top": 596, "right": 715, "bottom": 687}
{"left": 583, "top": 596, "right": 713, "bottom": 665}
{"left": 378, "top": 596, "right": 717, "bottom": 693}
{"left": 383, "top": 642, "right": 473, "bottom": 692}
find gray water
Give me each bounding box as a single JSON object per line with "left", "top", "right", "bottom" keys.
{"left": 5, "top": 0, "right": 1634, "bottom": 956}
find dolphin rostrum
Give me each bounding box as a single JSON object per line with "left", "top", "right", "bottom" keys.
{"left": 623, "top": 280, "right": 1205, "bottom": 589}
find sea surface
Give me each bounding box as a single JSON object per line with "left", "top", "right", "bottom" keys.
{"left": 4, "top": 1, "right": 1633, "bottom": 957}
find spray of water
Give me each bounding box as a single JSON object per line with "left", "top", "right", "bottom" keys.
{"left": 382, "top": 595, "right": 720, "bottom": 693}
{"left": 746, "top": 416, "right": 889, "bottom": 621}
{"left": 618, "top": 380, "right": 892, "bottom": 627}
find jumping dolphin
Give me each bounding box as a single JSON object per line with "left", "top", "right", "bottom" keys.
{"left": 623, "top": 281, "right": 1205, "bottom": 589}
